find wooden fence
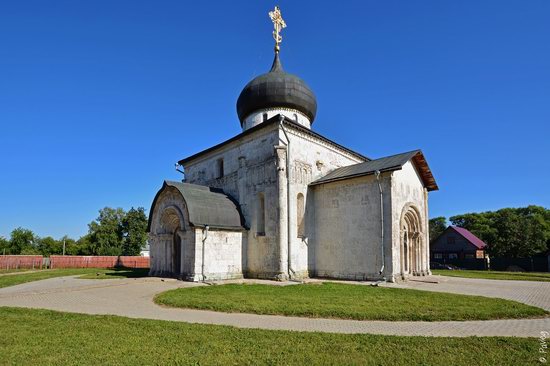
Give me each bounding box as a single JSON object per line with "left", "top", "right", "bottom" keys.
{"left": 0, "top": 255, "right": 43, "bottom": 270}
{"left": 49, "top": 256, "right": 149, "bottom": 269}
{"left": 0, "top": 255, "right": 149, "bottom": 270}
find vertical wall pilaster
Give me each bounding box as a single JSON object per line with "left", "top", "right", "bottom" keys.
{"left": 275, "top": 145, "right": 288, "bottom": 280}
{"left": 424, "top": 188, "right": 431, "bottom": 275}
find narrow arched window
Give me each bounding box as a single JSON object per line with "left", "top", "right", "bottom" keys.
{"left": 216, "top": 158, "right": 224, "bottom": 178}
{"left": 262, "top": 113, "right": 268, "bottom": 122}
{"left": 297, "top": 193, "right": 305, "bottom": 237}
{"left": 257, "top": 192, "right": 265, "bottom": 235}
{"left": 293, "top": 113, "right": 298, "bottom": 122}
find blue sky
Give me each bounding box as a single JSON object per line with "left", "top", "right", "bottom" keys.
{"left": 1, "top": 1, "right": 549, "bottom": 239}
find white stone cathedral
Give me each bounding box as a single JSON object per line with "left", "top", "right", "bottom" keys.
{"left": 148, "top": 8, "right": 438, "bottom": 283}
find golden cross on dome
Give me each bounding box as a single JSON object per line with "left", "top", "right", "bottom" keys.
{"left": 269, "top": 6, "right": 286, "bottom": 53}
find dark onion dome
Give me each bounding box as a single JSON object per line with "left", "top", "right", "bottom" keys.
{"left": 236, "top": 53, "right": 317, "bottom": 124}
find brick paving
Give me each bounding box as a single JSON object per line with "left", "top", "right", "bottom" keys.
{"left": 0, "top": 275, "right": 548, "bottom": 337}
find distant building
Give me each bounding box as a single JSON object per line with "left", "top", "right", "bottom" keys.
{"left": 431, "top": 226, "right": 487, "bottom": 260}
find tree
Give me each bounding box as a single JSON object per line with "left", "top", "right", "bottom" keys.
{"left": 0, "top": 236, "right": 9, "bottom": 255}
{"left": 8, "top": 228, "right": 36, "bottom": 254}
{"left": 429, "top": 217, "right": 447, "bottom": 244}
{"left": 88, "top": 207, "right": 126, "bottom": 256}
{"left": 450, "top": 206, "right": 550, "bottom": 258}
{"left": 67, "top": 234, "right": 93, "bottom": 256}
{"left": 58, "top": 235, "right": 78, "bottom": 255}
{"left": 122, "top": 207, "right": 148, "bottom": 256}
{"left": 36, "top": 236, "right": 62, "bottom": 256}
{"left": 86, "top": 207, "right": 148, "bottom": 256}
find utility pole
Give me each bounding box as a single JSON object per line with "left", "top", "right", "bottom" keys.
{"left": 63, "top": 239, "right": 66, "bottom": 256}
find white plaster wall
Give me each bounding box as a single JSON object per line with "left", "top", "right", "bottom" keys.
{"left": 193, "top": 228, "right": 243, "bottom": 281}
{"left": 148, "top": 187, "right": 196, "bottom": 278}
{"left": 243, "top": 108, "right": 311, "bottom": 130}
{"left": 390, "top": 161, "right": 430, "bottom": 277}
{"left": 184, "top": 125, "right": 281, "bottom": 278}
{"left": 181, "top": 120, "right": 367, "bottom": 280}
{"left": 281, "top": 126, "right": 366, "bottom": 278}
{"left": 311, "top": 175, "right": 392, "bottom": 280}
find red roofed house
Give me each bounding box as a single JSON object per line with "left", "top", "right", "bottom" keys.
{"left": 431, "top": 226, "right": 487, "bottom": 261}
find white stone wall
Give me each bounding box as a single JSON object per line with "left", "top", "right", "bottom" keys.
{"left": 182, "top": 120, "right": 365, "bottom": 280}
{"left": 148, "top": 186, "right": 196, "bottom": 278}
{"left": 389, "top": 161, "right": 430, "bottom": 277}
{"left": 184, "top": 125, "right": 281, "bottom": 278}
{"left": 243, "top": 108, "right": 311, "bottom": 130}
{"left": 310, "top": 174, "right": 392, "bottom": 280}
{"left": 159, "top": 117, "right": 432, "bottom": 282}
{"left": 280, "top": 126, "right": 365, "bottom": 279}
{"left": 193, "top": 228, "right": 244, "bottom": 281}
{"left": 309, "top": 161, "right": 430, "bottom": 282}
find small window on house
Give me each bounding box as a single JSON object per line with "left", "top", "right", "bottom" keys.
{"left": 216, "top": 158, "right": 224, "bottom": 178}
{"left": 262, "top": 113, "right": 268, "bottom": 122}
{"left": 257, "top": 192, "right": 265, "bottom": 235}
{"left": 447, "top": 236, "right": 455, "bottom": 245}
{"left": 434, "top": 253, "right": 443, "bottom": 259}
{"left": 448, "top": 253, "right": 458, "bottom": 259}
{"left": 297, "top": 193, "right": 305, "bottom": 237}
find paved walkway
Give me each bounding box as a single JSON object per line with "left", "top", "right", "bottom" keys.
{"left": 0, "top": 275, "right": 548, "bottom": 337}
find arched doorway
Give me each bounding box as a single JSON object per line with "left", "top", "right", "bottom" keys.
{"left": 400, "top": 205, "right": 424, "bottom": 277}
{"left": 172, "top": 230, "right": 182, "bottom": 276}
{"left": 158, "top": 206, "right": 185, "bottom": 278}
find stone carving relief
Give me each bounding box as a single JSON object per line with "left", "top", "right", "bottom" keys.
{"left": 246, "top": 158, "right": 277, "bottom": 186}
{"left": 205, "top": 172, "right": 239, "bottom": 199}
{"left": 291, "top": 160, "right": 313, "bottom": 184}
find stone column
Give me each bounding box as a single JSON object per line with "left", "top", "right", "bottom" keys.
{"left": 275, "top": 145, "right": 288, "bottom": 281}
{"left": 237, "top": 156, "right": 248, "bottom": 273}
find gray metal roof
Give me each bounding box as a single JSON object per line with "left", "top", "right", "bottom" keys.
{"left": 310, "top": 150, "right": 438, "bottom": 191}
{"left": 237, "top": 53, "right": 317, "bottom": 123}
{"left": 148, "top": 181, "right": 245, "bottom": 231}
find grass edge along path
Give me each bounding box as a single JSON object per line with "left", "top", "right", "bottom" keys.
{"left": 0, "top": 268, "right": 148, "bottom": 289}
{"left": 0, "top": 307, "right": 541, "bottom": 366}
{"left": 432, "top": 269, "right": 550, "bottom": 282}
{"left": 154, "top": 282, "right": 548, "bottom": 321}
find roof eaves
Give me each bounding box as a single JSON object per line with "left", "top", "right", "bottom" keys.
{"left": 178, "top": 114, "right": 369, "bottom": 166}
{"left": 280, "top": 117, "right": 369, "bottom": 161}
{"left": 309, "top": 165, "right": 402, "bottom": 186}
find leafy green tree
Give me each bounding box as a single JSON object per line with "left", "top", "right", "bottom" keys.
{"left": 67, "top": 234, "right": 93, "bottom": 256}
{"left": 58, "top": 235, "right": 77, "bottom": 255}
{"left": 451, "top": 206, "right": 549, "bottom": 258}
{"left": 0, "top": 236, "right": 8, "bottom": 255}
{"left": 8, "top": 228, "right": 36, "bottom": 254}
{"left": 122, "top": 207, "right": 148, "bottom": 256}
{"left": 88, "top": 207, "right": 126, "bottom": 256}
{"left": 429, "top": 217, "right": 447, "bottom": 243}
{"left": 36, "top": 236, "right": 62, "bottom": 256}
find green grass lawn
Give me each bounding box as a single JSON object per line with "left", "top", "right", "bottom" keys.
{"left": 0, "top": 268, "right": 148, "bottom": 289}
{"left": 0, "top": 307, "right": 541, "bottom": 366}
{"left": 432, "top": 269, "right": 550, "bottom": 282}
{"left": 154, "top": 282, "right": 548, "bottom": 321}
{"left": 0, "top": 268, "right": 39, "bottom": 274}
